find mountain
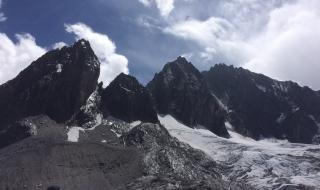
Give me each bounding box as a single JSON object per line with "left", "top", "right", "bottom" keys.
{"left": 0, "top": 39, "right": 100, "bottom": 148}
{"left": 0, "top": 39, "right": 319, "bottom": 189}
{"left": 202, "top": 64, "right": 320, "bottom": 144}
{"left": 147, "top": 56, "right": 229, "bottom": 138}
{"left": 0, "top": 41, "right": 246, "bottom": 190}
{"left": 101, "top": 73, "right": 158, "bottom": 124}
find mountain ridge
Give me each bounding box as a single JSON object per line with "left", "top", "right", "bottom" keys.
{"left": 203, "top": 63, "right": 320, "bottom": 143}
{"left": 0, "top": 39, "right": 319, "bottom": 189}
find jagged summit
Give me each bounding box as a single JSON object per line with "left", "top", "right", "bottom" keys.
{"left": 0, "top": 39, "right": 100, "bottom": 147}
{"left": 147, "top": 57, "right": 229, "bottom": 138}
{"left": 0, "top": 45, "right": 319, "bottom": 189}
{"left": 159, "top": 56, "right": 203, "bottom": 87}
{"left": 101, "top": 73, "right": 159, "bottom": 123}
{"left": 203, "top": 64, "right": 320, "bottom": 143}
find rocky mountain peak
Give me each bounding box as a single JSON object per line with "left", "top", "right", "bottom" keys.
{"left": 147, "top": 57, "right": 229, "bottom": 138}
{"left": 160, "top": 56, "right": 203, "bottom": 88}
{"left": 101, "top": 73, "right": 159, "bottom": 123}
{"left": 203, "top": 64, "right": 320, "bottom": 143}
{"left": 0, "top": 39, "right": 100, "bottom": 140}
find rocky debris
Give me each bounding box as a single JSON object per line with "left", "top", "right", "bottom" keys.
{"left": 0, "top": 40, "right": 100, "bottom": 144}
{"left": 0, "top": 115, "right": 65, "bottom": 149}
{"left": 101, "top": 73, "right": 159, "bottom": 123}
{"left": 0, "top": 118, "right": 144, "bottom": 190}
{"left": 147, "top": 56, "right": 229, "bottom": 138}
{"left": 0, "top": 140, "right": 143, "bottom": 190}
{"left": 122, "top": 123, "right": 248, "bottom": 189}
{"left": 203, "top": 64, "right": 320, "bottom": 144}
{"left": 0, "top": 116, "right": 246, "bottom": 190}
{"left": 68, "top": 83, "right": 103, "bottom": 129}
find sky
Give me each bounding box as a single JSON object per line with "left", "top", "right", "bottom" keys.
{"left": 0, "top": 0, "right": 320, "bottom": 89}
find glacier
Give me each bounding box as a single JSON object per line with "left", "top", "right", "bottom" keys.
{"left": 158, "top": 114, "right": 320, "bottom": 189}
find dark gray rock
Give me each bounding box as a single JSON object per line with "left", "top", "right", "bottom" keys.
{"left": 0, "top": 39, "right": 100, "bottom": 147}
{"left": 147, "top": 56, "right": 229, "bottom": 138}
{"left": 0, "top": 119, "right": 143, "bottom": 190}
{"left": 122, "top": 123, "right": 249, "bottom": 190}
{"left": 202, "top": 64, "right": 320, "bottom": 144}
{"left": 0, "top": 115, "right": 65, "bottom": 149}
{"left": 0, "top": 39, "right": 99, "bottom": 125}
{"left": 101, "top": 73, "right": 159, "bottom": 123}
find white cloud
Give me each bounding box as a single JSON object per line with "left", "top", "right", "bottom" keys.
{"left": 0, "top": 23, "right": 129, "bottom": 86}
{"left": 163, "top": 0, "right": 320, "bottom": 89}
{"left": 65, "top": 23, "right": 129, "bottom": 86}
{"left": 0, "top": 0, "right": 6, "bottom": 22}
{"left": 52, "top": 42, "right": 67, "bottom": 50}
{"left": 244, "top": 0, "right": 320, "bottom": 89}
{"left": 139, "top": 0, "right": 174, "bottom": 17}
{"left": 0, "top": 33, "right": 46, "bottom": 84}
{"left": 164, "top": 17, "right": 249, "bottom": 65}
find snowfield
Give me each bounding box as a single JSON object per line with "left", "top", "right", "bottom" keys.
{"left": 158, "top": 115, "right": 320, "bottom": 190}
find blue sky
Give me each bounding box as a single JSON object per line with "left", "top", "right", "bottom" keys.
{"left": 1, "top": 0, "right": 320, "bottom": 89}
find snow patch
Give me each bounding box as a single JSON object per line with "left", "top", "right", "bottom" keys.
{"left": 91, "top": 113, "right": 103, "bottom": 129}
{"left": 224, "top": 121, "right": 233, "bottom": 130}
{"left": 67, "top": 114, "right": 102, "bottom": 142}
{"left": 119, "top": 84, "right": 132, "bottom": 93}
{"left": 211, "top": 93, "right": 228, "bottom": 111}
{"left": 163, "top": 67, "right": 174, "bottom": 86}
{"left": 309, "top": 115, "right": 320, "bottom": 128}
{"left": 56, "top": 64, "right": 63, "bottom": 73}
{"left": 277, "top": 113, "right": 286, "bottom": 124}
{"left": 110, "top": 129, "right": 121, "bottom": 137}
{"left": 130, "top": 120, "right": 141, "bottom": 127}
{"left": 67, "top": 127, "right": 85, "bottom": 142}
{"left": 256, "top": 84, "right": 267, "bottom": 92}
{"left": 272, "top": 81, "right": 290, "bottom": 93}
{"left": 292, "top": 107, "right": 300, "bottom": 113}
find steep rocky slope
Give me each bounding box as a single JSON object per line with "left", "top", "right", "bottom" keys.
{"left": 101, "top": 73, "right": 158, "bottom": 123}
{"left": 147, "top": 56, "right": 229, "bottom": 138}
{"left": 202, "top": 64, "right": 320, "bottom": 144}
{"left": 0, "top": 39, "right": 100, "bottom": 148}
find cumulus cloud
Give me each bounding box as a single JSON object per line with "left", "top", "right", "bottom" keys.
{"left": 139, "top": 0, "right": 174, "bottom": 17}
{"left": 0, "top": 23, "right": 129, "bottom": 86}
{"left": 162, "top": 0, "right": 320, "bottom": 89}
{"left": 244, "top": 0, "right": 320, "bottom": 89}
{"left": 164, "top": 17, "right": 249, "bottom": 65}
{"left": 65, "top": 23, "right": 129, "bottom": 86}
{"left": 0, "top": 33, "right": 46, "bottom": 84}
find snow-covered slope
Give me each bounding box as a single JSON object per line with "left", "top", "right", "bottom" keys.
{"left": 159, "top": 115, "right": 320, "bottom": 190}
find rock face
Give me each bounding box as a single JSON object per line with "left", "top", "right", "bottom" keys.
{"left": 0, "top": 40, "right": 100, "bottom": 138}
{"left": 0, "top": 40, "right": 100, "bottom": 122}
{"left": 121, "top": 123, "right": 247, "bottom": 190}
{"left": 147, "top": 57, "right": 229, "bottom": 138}
{"left": 202, "top": 64, "right": 320, "bottom": 144}
{"left": 101, "top": 73, "right": 158, "bottom": 123}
